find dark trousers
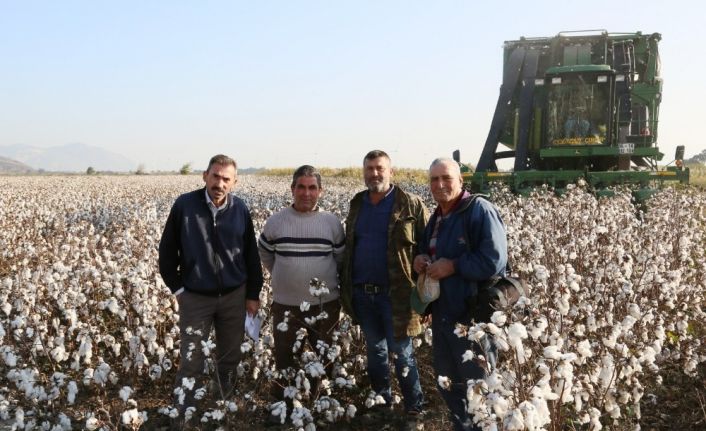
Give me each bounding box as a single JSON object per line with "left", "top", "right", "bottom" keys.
{"left": 270, "top": 299, "right": 341, "bottom": 396}
{"left": 433, "top": 318, "right": 495, "bottom": 431}
{"left": 174, "top": 287, "right": 246, "bottom": 410}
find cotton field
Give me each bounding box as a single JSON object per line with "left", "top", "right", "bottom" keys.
{"left": 0, "top": 175, "right": 704, "bottom": 430}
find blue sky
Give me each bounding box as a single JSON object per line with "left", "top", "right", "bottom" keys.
{"left": 1, "top": 1, "right": 704, "bottom": 171}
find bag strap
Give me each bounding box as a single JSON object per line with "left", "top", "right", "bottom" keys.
{"left": 461, "top": 194, "right": 512, "bottom": 276}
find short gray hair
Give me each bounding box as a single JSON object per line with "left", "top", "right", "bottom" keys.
{"left": 429, "top": 157, "right": 461, "bottom": 176}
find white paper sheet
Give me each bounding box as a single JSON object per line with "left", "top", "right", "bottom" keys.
{"left": 244, "top": 313, "right": 262, "bottom": 342}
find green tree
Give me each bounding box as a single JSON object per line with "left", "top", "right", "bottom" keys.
{"left": 86, "top": 166, "right": 96, "bottom": 175}
{"left": 179, "top": 163, "right": 192, "bottom": 175}
{"left": 685, "top": 149, "right": 706, "bottom": 164}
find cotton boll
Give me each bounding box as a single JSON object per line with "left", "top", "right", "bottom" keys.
{"left": 465, "top": 380, "right": 488, "bottom": 413}
{"left": 518, "top": 400, "right": 544, "bottom": 430}
{"left": 119, "top": 386, "right": 133, "bottom": 402}
{"left": 121, "top": 408, "right": 141, "bottom": 426}
{"left": 490, "top": 312, "right": 507, "bottom": 326}
{"left": 628, "top": 303, "right": 641, "bottom": 319}
{"left": 529, "top": 317, "right": 547, "bottom": 340}
{"left": 507, "top": 322, "right": 528, "bottom": 364}
{"left": 66, "top": 381, "right": 78, "bottom": 405}
{"left": 598, "top": 355, "right": 616, "bottom": 389}
{"left": 180, "top": 377, "right": 195, "bottom": 391}
{"left": 494, "top": 334, "right": 510, "bottom": 352}
{"left": 487, "top": 393, "right": 509, "bottom": 418}
{"left": 604, "top": 391, "right": 621, "bottom": 419}
{"left": 577, "top": 340, "right": 593, "bottom": 360}
{"left": 484, "top": 323, "right": 502, "bottom": 336}
{"left": 1, "top": 349, "right": 17, "bottom": 367}
{"left": 503, "top": 408, "right": 525, "bottom": 430}
{"left": 620, "top": 315, "right": 637, "bottom": 331}
{"left": 82, "top": 368, "right": 94, "bottom": 386}
{"left": 85, "top": 417, "right": 100, "bottom": 430}
{"left": 462, "top": 350, "right": 475, "bottom": 363}
{"left": 13, "top": 408, "right": 24, "bottom": 429}
{"left": 573, "top": 324, "right": 586, "bottom": 337}
{"left": 56, "top": 413, "right": 71, "bottom": 430}
{"left": 543, "top": 346, "right": 561, "bottom": 360}
{"left": 147, "top": 364, "right": 162, "bottom": 381}
{"left": 184, "top": 407, "right": 196, "bottom": 422}
{"left": 194, "top": 387, "right": 207, "bottom": 400}
{"left": 201, "top": 339, "right": 216, "bottom": 356}
{"left": 485, "top": 371, "right": 506, "bottom": 393}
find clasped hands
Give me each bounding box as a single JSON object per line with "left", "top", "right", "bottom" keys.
{"left": 413, "top": 254, "right": 455, "bottom": 280}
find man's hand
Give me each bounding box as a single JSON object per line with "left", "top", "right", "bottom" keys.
{"left": 246, "top": 299, "right": 260, "bottom": 316}
{"left": 426, "top": 257, "right": 455, "bottom": 280}
{"left": 413, "top": 254, "right": 432, "bottom": 274}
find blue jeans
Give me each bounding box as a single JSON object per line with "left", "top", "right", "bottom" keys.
{"left": 432, "top": 318, "right": 496, "bottom": 431}
{"left": 352, "top": 287, "right": 424, "bottom": 412}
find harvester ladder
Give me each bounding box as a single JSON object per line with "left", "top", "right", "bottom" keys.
{"left": 477, "top": 46, "right": 539, "bottom": 172}
{"left": 514, "top": 49, "right": 540, "bottom": 172}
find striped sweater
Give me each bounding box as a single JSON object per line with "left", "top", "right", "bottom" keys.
{"left": 258, "top": 206, "right": 345, "bottom": 306}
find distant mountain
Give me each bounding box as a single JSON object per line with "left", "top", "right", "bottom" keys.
{"left": 0, "top": 156, "right": 35, "bottom": 173}
{"left": 0, "top": 143, "right": 135, "bottom": 172}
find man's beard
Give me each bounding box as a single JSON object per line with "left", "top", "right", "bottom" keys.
{"left": 366, "top": 181, "right": 388, "bottom": 193}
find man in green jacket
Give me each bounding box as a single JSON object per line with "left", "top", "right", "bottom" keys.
{"left": 340, "top": 150, "right": 429, "bottom": 422}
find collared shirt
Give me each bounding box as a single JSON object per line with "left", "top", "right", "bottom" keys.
{"left": 352, "top": 186, "right": 395, "bottom": 287}
{"left": 429, "top": 192, "right": 465, "bottom": 261}
{"left": 205, "top": 188, "right": 228, "bottom": 219}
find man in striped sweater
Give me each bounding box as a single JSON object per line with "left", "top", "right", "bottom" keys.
{"left": 258, "top": 165, "right": 345, "bottom": 400}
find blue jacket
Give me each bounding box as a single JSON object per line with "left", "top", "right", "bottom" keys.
{"left": 159, "top": 188, "right": 263, "bottom": 299}
{"left": 420, "top": 192, "right": 507, "bottom": 324}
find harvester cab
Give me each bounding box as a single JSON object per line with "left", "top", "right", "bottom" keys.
{"left": 464, "top": 30, "right": 689, "bottom": 200}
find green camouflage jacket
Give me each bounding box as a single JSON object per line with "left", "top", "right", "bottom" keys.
{"left": 340, "top": 186, "right": 429, "bottom": 338}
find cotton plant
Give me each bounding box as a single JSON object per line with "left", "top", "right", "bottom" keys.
{"left": 258, "top": 276, "right": 364, "bottom": 428}
{"left": 450, "top": 184, "right": 706, "bottom": 430}
{"left": 0, "top": 176, "right": 703, "bottom": 429}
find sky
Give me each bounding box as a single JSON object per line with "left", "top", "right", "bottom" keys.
{"left": 1, "top": 0, "right": 704, "bottom": 171}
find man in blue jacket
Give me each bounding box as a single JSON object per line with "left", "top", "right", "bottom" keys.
{"left": 412, "top": 158, "right": 507, "bottom": 431}
{"left": 159, "top": 154, "right": 263, "bottom": 417}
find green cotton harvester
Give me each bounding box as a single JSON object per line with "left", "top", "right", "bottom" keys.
{"left": 457, "top": 30, "right": 689, "bottom": 201}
